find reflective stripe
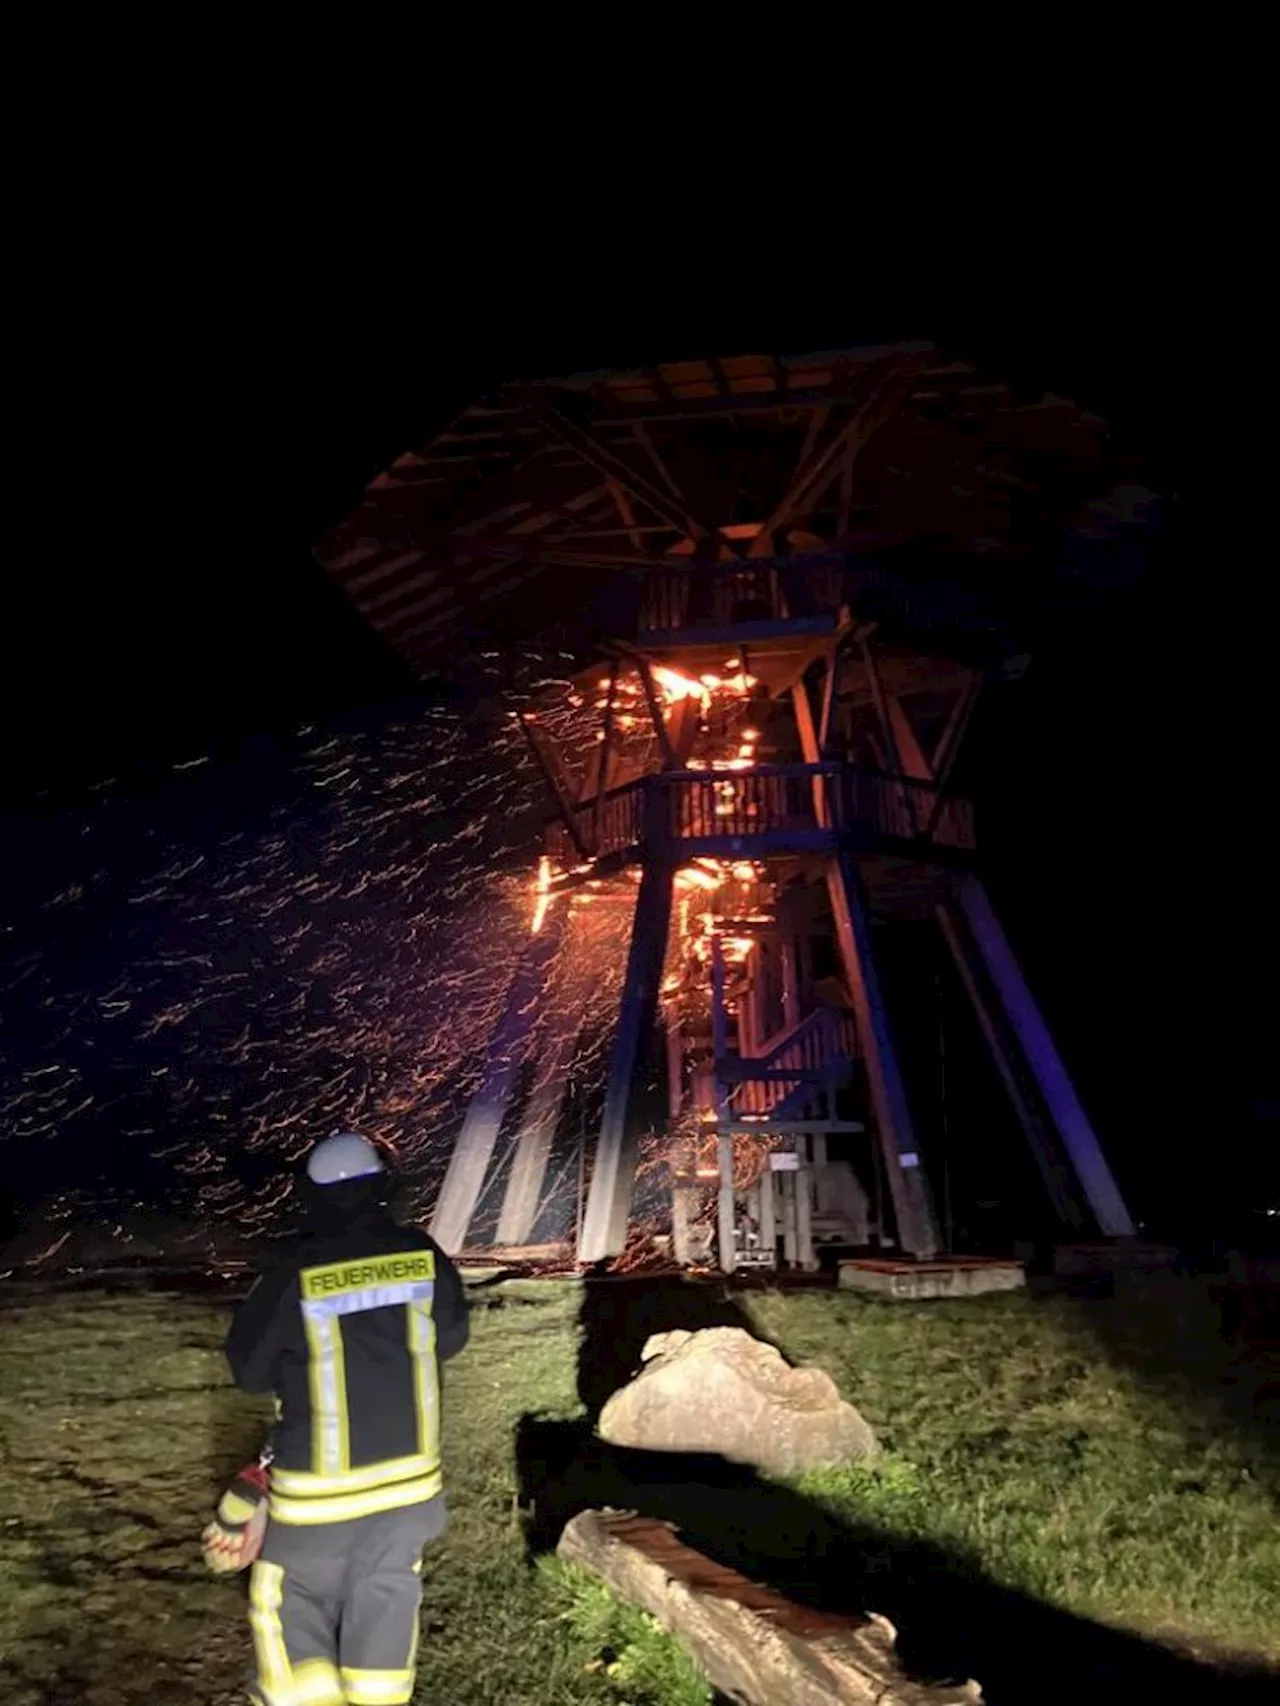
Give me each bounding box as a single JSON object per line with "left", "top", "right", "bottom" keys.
{"left": 248, "top": 1561, "right": 291, "bottom": 1702}
{"left": 217, "top": 1487, "right": 262, "bottom": 1525}
{"left": 290, "top": 1659, "right": 346, "bottom": 1705}
{"left": 408, "top": 1295, "right": 439, "bottom": 1466}
{"left": 269, "top": 1469, "right": 441, "bottom": 1526}
{"left": 341, "top": 1668, "right": 416, "bottom": 1706}
{"left": 301, "top": 1304, "right": 348, "bottom": 1475}
{"left": 271, "top": 1454, "right": 436, "bottom": 1499}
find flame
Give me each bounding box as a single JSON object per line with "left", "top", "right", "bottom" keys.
{"left": 651, "top": 664, "right": 707, "bottom": 705}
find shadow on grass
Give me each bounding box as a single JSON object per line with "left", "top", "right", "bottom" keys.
{"left": 514, "top": 1276, "right": 1276, "bottom": 1706}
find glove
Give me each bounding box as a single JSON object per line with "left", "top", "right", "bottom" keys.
{"left": 202, "top": 1458, "right": 271, "bottom": 1575}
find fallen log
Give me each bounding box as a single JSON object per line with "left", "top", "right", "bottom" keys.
{"left": 558, "top": 1509, "right": 983, "bottom": 1706}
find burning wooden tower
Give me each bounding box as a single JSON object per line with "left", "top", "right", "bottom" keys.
{"left": 316, "top": 343, "right": 1143, "bottom": 1270}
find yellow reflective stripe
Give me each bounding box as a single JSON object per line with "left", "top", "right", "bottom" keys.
{"left": 408, "top": 1295, "right": 439, "bottom": 1464}
{"left": 291, "top": 1658, "right": 346, "bottom": 1705}
{"left": 271, "top": 1454, "right": 434, "bottom": 1499}
{"left": 217, "top": 1489, "right": 259, "bottom": 1525}
{"left": 341, "top": 1668, "right": 415, "bottom": 1705}
{"left": 302, "top": 1307, "right": 349, "bottom": 1475}
{"left": 248, "top": 1561, "right": 291, "bottom": 1700}
{"left": 270, "top": 1470, "right": 441, "bottom": 1526}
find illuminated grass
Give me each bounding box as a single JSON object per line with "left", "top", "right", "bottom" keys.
{"left": 0, "top": 1276, "right": 1276, "bottom": 1703}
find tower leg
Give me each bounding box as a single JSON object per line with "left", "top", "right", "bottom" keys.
{"left": 826, "top": 851, "right": 942, "bottom": 1257}
{"left": 758, "top": 1162, "right": 777, "bottom": 1263}
{"left": 577, "top": 863, "right": 674, "bottom": 1263}
{"left": 795, "top": 1139, "right": 816, "bottom": 1270}
{"left": 935, "top": 902, "right": 1085, "bottom": 1229}
{"left": 495, "top": 968, "right": 585, "bottom": 1246}
{"left": 430, "top": 912, "right": 566, "bottom": 1254}
{"left": 717, "top": 1130, "right": 737, "bottom": 1273}
{"left": 951, "top": 875, "right": 1135, "bottom": 1237}
{"left": 671, "top": 1172, "right": 694, "bottom": 1265}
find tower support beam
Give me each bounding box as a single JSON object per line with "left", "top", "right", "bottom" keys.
{"left": 577, "top": 861, "right": 674, "bottom": 1263}
{"left": 430, "top": 911, "right": 566, "bottom": 1254}
{"left": 827, "top": 851, "right": 942, "bottom": 1257}
{"left": 935, "top": 902, "right": 1084, "bottom": 1228}
{"left": 951, "top": 874, "right": 1135, "bottom": 1237}
{"left": 495, "top": 955, "right": 586, "bottom": 1246}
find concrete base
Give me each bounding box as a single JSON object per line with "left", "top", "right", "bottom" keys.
{"left": 1054, "top": 1240, "right": 1178, "bottom": 1278}
{"left": 838, "top": 1257, "right": 1026, "bottom": 1300}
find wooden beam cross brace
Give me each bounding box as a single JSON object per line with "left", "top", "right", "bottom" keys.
{"left": 516, "top": 709, "right": 592, "bottom": 861}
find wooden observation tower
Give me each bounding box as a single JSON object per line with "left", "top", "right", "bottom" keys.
{"left": 317, "top": 343, "right": 1141, "bottom": 1270}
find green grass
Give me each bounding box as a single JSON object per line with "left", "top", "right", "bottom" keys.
{"left": 0, "top": 1276, "right": 1276, "bottom": 1703}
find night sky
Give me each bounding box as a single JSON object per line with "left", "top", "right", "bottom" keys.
{"left": 2, "top": 289, "right": 1247, "bottom": 1251}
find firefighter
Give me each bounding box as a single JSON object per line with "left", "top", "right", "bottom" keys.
{"left": 225, "top": 1131, "right": 469, "bottom": 1706}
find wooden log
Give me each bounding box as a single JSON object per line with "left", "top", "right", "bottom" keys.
{"left": 558, "top": 1510, "right": 981, "bottom": 1706}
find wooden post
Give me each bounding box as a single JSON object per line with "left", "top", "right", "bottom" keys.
{"left": 711, "top": 934, "right": 728, "bottom": 1064}
{"left": 810, "top": 1131, "right": 830, "bottom": 1212}
{"left": 577, "top": 860, "right": 674, "bottom": 1263}
{"left": 826, "top": 850, "right": 941, "bottom": 1258}
{"left": 935, "top": 903, "right": 1084, "bottom": 1229}
{"left": 781, "top": 1168, "right": 799, "bottom": 1266}
{"left": 665, "top": 1007, "right": 685, "bottom": 1121}
{"left": 672, "top": 1170, "right": 694, "bottom": 1266}
{"left": 780, "top": 937, "right": 802, "bottom": 1031}
{"left": 431, "top": 909, "right": 567, "bottom": 1253}
{"left": 496, "top": 955, "right": 586, "bottom": 1246}
{"left": 951, "top": 874, "right": 1135, "bottom": 1238}
{"left": 717, "top": 1129, "right": 737, "bottom": 1273}
{"left": 795, "top": 1138, "right": 816, "bottom": 1270}
{"left": 758, "top": 1160, "right": 777, "bottom": 1265}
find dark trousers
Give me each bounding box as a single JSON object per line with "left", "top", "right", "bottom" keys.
{"left": 248, "top": 1497, "right": 446, "bottom": 1705}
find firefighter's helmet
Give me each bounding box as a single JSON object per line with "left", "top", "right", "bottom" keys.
{"left": 306, "top": 1131, "right": 386, "bottom": 1185}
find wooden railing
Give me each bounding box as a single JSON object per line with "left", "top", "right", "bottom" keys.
{"left": 612, "top": 553, "right": 1004, "bottom": 651}
{"left": 545, "top": 763, "right": 976, "bottom": 868}
{"left": 636, "top": 557, "right": 845, "bottom": 632}
{"left": 726, "top": 1007, "right": 859, "bottom": 1119}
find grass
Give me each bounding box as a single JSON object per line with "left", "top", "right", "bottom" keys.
{"left": 0, "top": 1274, "right": 1276, "bottom": 1703}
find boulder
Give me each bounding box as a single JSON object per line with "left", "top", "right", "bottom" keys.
{"left": 559, "top": 1509, "right": 982, "bottom": 1706}
{"left": 597, "top": 1326, "right": 878, "bottom": 1475}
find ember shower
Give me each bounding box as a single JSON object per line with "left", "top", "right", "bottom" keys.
{"left": 0, "top": 658, "right": 626, "bottom": 1256}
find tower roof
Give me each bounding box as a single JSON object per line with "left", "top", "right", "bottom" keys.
{"left": 315, "top": 342, "right": 1147, "bottom": 676}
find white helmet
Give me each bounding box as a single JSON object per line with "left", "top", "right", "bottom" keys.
{"left": 306, "top": 1132, "right": 386, "bottom": 1186}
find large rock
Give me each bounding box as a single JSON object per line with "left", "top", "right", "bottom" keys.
{"left": 597, "top": 1326, "right": 878, "bottom": 1475}
{"left": 559, "top": 1509, "right": 981, "bottom": 1706}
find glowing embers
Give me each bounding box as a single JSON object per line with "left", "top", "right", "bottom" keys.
{"left": 530, "top": 856, "right": 553, "bottom": 935}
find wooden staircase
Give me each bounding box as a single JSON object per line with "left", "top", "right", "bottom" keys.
{"left": 717, "top": 1006, "right": 860, "bottom": 1125}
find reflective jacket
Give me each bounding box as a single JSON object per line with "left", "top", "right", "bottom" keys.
{"left": 225, "top": 1212, "right": 469, "bottom": 1526}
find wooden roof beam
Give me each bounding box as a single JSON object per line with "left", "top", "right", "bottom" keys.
{"left": 534, "top": 399, "right": 714, "bottom": 542}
